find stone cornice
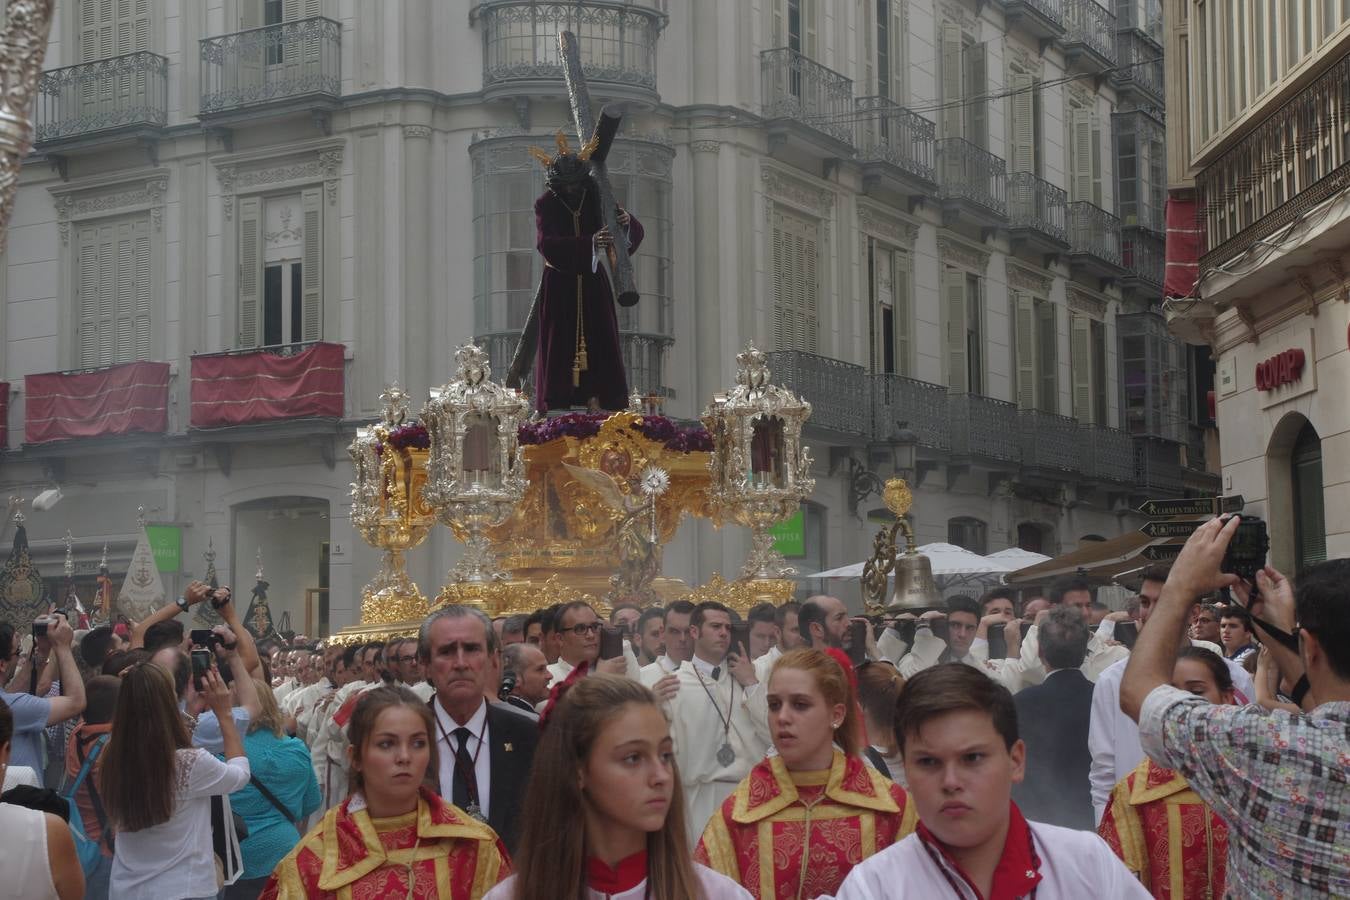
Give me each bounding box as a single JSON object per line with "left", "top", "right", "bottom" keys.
{"left": 49, "top": 169, "right": 171, "bottom": 245}
{"left": 761, "top": 164, "right": 835, "bottom": 217}
{"left": 1007, "top": 262, "right": 1053, "bottom": 296}
{"left": 213, "top": 142, "right": 344, "bottom": 220}
{"left": 937, "top": 235, "right": 990, "bottom": 272}
{"left": 857, "top": 202, "right": 919, "bottom": 247}
{"left": 1067, "top": 285, "right": 1108, "bottom": 319}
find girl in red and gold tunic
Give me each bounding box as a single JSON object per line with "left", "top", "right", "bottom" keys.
{"left": 695, "top": 649, "right": 918, "bottom": 899}
{"left": 260, "top": 686, "right": 509, "bottom": 900}
{"left": 1098, "top": 648, "right": 1233, "bottom": 899}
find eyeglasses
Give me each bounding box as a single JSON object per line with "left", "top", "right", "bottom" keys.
{"left": 397, "top": 654, "right": 418, "bottom": 663}
{"left": 567, "top": 623, "right": 603, "bottom": 636}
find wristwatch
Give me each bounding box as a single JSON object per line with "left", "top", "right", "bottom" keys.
{"left": 175, "top": 595, "right": 191, "bottom": 614}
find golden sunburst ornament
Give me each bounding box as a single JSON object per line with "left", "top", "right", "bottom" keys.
{"left": 883, "top": 478, "right": 913, "bottom": 518}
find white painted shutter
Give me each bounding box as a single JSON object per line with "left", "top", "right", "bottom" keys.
{"left": 76, "top": 215, "right": 151, "bottom": 367}
{"left": 888, "top": 3, "right": 905, "bottom": 102}
{"left": 80, "top": 0, "right": 150, "bottom": 110}
{"left": 237, "top": 195, "right": 264, "bottom": 347}
{"left": 802, "top": 0, "right": 818, "bottom": 59}
{"left": 300, "top": 186, "right": 324, "bottom": 341}
{"left": 966, "top": 42, "right": 988, "bottom": 149}
{"left": 894, "top": 250, "right": 912, "bottom": 377}
{"left": 75, "top": 222, "right": 110, "bottom": 368}
{"left": 1070, "top": 108, "right": 1094, "bottom": 203}
{"left": 773, "top": 0, "right": 786, "bottom": 46}
{"left": 772, "top": 209, "right": 820, "bottom": 353}
{"left": 940, "top": 24, "right": 963, "bottom": 139}
{"left": 1009, "top": 73, "right": 1035, "bottom": 174}
{"left": 1070, "top": 312, "right": 1093, "bottom": 422}
{"left": 126, "top": 215, "right": 152, "bottom": 361}
{"left": 944, "top": 267, "right": 968, "bottom": 393}
{"left": 1013, "top": 291, "right": 1035, "bottom": 409}
{"left": 1036, "top": 300, "right": 1056, "bottom": 413}
{"left": 1091, "top": 113, "right": 1104, "bottom": 206}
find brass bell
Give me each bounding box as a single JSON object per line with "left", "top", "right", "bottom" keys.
{"left": 886, "top": 550, "right": 941, "bottom": 613}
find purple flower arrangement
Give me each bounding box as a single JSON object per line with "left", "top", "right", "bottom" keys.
{"left": 384, "top": 421, "right": 430, "bottom": 451}
{"left": 516, "top": 412, "right": 713, "bottom": 453}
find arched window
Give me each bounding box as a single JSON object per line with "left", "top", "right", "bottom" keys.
{"left": 1292, "top": 422, "right": 1326, "bottom": 573}
{"left": 948, "top": 516, "right": 988, "bottom": 555}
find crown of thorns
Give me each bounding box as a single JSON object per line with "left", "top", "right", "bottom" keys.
{"left": 530, "top": 130, "right": 600, "bottom": 184}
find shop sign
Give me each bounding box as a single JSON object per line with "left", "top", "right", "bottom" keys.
{"left": 1254, "top": 348, "right": 1305, "bottom": 391}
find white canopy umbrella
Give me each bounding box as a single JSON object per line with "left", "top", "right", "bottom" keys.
{"left": 986, "top": 547, "right": 1052, "bottom": 568}
{"left": 807, "top": 543, "right": 1013, "bottom": 580}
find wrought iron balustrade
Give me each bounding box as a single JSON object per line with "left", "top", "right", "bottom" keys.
{"left": 764, "top": 350, "right": 869, "bottom": 435}
{"left": 35, "top": 51, "right": 168, "bottom": 143}
{"left": 1197, "top": 45, "right": 1350, "bottom": 267}
{"left": 1010, "top": 0, "right": 1067, "bottom": 27}
{"left": 1009, "top": 172, "right": 1068, "bottom": 242}
{"left": 200, "top": 17, "right": 341, "bottom": 114}
{"left": 761, "top": 47, "right": 855, "bottom": 146}
{"left": 1063, "top": 0, "right": 1117, "bottom": 65}
{"left": 870, "top": 373, "right": 950, "bottom": 450}
{"left": 477, "top": 1, "right": 663, "bottom": 93}
{"left": 1113, "top": 29, "right": 1164, "bottom": 102}
{"left": 1122, "top": 227, "right": 1164, "bottom": 287}
{"left": 1135, "top": 436, "right": 1184, "bottom": 495}
{"left": 476, "top": 330, "right": 672, "bottom": 400}
{"left": 949, "top": 393, "right": 1020, "bottom": 461}
{"left": 1068, "top": 201, "right": 1123, "bottom": 266}
{"left": 1082, "top": 424, "right": 1135, "bottom": 482}
{"left": 1113, "top": 0, "right": 1163, "bottom": 43}
{"left": 1019, "top": 410, "right": 1080, "bottom": 471}
{"left": 938, "top": 138, "right": 1008, "bottom": 217}
{"left": 855, "top": 96, "right": 936, "bottom": 183}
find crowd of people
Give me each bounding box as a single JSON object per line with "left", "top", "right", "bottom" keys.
{"left": 0, "top": 514, "right": 1346, "bottom": 898}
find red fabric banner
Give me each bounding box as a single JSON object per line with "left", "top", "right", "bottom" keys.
{"left": 1165, "top": 197, "right": 1201, "bottom": 299}
{"left": 25, "top": 362, "right": 170, "bottom": 444}
{"left": 0, "top": 382, "right": 9, "bottom": 449}
{"left": 190, "top": 342, "right": 345, "bottom": 429}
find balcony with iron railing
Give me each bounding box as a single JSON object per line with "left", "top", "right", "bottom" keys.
{"left": 1018, "top": 410, "right": 1081, "bottom": 472}
{"left": 476, "top": 330, "right": 673, "bottom": 400}
{"left": 938, "top": 138, "right": 1008, "bottom": 222}
{"left": 761, "top": 47, "right": 855, "bottom": 148}
{"left": 1121, "top": 226, "right": 1164, "bottom": 293}
{"left": 1002, "top": 0, "right": 1067, "bottom": 41}
{"left": 870, "top": 372, "right": 951, "bottom": 451}
{"left": 474, "top": 1, "right": 664, "bottom": 105}
{"left": 1008, "top": 172, "right": 1069, "bottom": 251}
{"left": 1082, "top": 424, "right": 1136, "bottom": 482}
{"left": 199, "top": 17, "right": 342, "bottom": 117}
{"left": 1197, "top": 45, "right": 1350, "bottom": 269}
{"left": 1112, "top": 29, "right": 1164, "bottom": 108}
{"left": 855, "top": 97, "right": 936, "bottom": 195}
{"left": 949, "top": 394, "right": 1020, "bottom": 462}
{"left": 764, "top": 350, "right": 870, "bottom": 437}
{"left": 1067, "top": 201, "right": 1124, "bottom": 275}
{"left": 35, "top": 51, "right": 168, "bottom": 146}
{"left": 1135, "top": 435, "right": 1185, "bottom": 496}
{"left": 1113, "top": 0, "right": 1163, "bottom": 43}
{"left": 1062, "top": 0, "right": 1116, "bottom": 72}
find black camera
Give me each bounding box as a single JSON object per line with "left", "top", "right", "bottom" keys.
{"left": 498, "top": 669, "right": 518, "bottom": 701}
{"left": 1221, "top": 516, "right": 1269, "bottom": 585}
{"left": 190, "top": 629, "right": 222, "bottom": 649}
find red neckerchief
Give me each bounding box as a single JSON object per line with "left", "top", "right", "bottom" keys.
{"left": 587, "top": 850, "right": 648, "bottom": 894}
{"left": 916, "top": 801, "right": 1042, "bottom": 900}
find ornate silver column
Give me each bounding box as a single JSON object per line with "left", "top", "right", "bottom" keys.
{"left": 0, "top": 1, "right": 55, "bottom": 253}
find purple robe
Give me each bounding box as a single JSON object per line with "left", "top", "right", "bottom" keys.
{"left": 533, "top": 188, "right": 644, "bottom": 413}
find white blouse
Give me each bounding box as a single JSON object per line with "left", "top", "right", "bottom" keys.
{"left": 110, "top": 748, "right": 252, "bottom": 900}
{"left": 0, "top": 801, "right": 57, "bottom": 900}
{"left": 484, "top": 864, "right": 752, "bottom": 900}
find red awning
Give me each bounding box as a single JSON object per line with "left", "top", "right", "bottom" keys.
{"left": 190, "top": 342, "right": 345, "bottom": 429}
{"left": 25, "top": 361, "right": 171, "bottom": 444}
{"left": 1165, "top": 196, "right": 1201, "bottom": 299}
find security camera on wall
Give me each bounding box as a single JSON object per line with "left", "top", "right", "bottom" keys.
{"left": 32, "top": 488, "right": 62, "bottom": 511}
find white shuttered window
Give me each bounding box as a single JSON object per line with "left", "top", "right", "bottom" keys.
{"left": 1013, "top": 292, "right": 1057, "bottom": 412}
{"left": 943, "top": 266, "right": 983, "bottom": 393}
{"left": 1069, "top": 106, "right": 1104, "bottom": 205}
{"left": 75, "top": 213, "right": 153, "bottom": 368}
{"left": 238, "top": 187, "right": 324, "bottom": 348}
{"left": 1070, "top": 312, "right": 1110, "bottom": 425}
{"left": 772, "top": 208, "right": 820, "bottom": 353}
{"left": 870, "top": 240, "right": 912, "bottom": 376}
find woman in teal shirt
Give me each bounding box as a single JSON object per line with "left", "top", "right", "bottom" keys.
{"left": 223, "top": 680, "right": 320, "bottom": 899}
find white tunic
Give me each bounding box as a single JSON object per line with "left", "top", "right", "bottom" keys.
{"left": 639, "top": 655, "right": 679, "bottom": 687}
{"left": 665, "top": 658, "right": 772, "bottom": 844}
{"left": 547, "top": 644, "right": 643, "bottom": 687}
{"left": 484, "top": 864, "right": 753, "bottom": 900}
{"left": 826, "top": 821, "right": 1151, "bottom": 900}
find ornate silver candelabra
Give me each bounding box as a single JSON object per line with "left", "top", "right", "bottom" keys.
{"left": 0, "top": 1, "right": 55, "bottom": 252}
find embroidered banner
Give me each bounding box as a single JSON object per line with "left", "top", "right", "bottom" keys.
{"left": 1164, "top": 197, "right": 1201, "bottom": 299}
{"left": 190, "top": 342, "right": 344, "bottom": 429}
{"left": 25, "top": 361, "right": 170, "bottom": 444}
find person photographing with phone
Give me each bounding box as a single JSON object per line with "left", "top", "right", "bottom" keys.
{"left": 1120, "top": 515, "right": 1350, "bottom": 897}
{"left": 0, "top": 613, "right": 86, "bottom": 777}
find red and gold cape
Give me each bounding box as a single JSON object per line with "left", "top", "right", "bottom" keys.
{"left": 695, "top": 750, "right": 917, "bottom": 900}
{"left": 259, "top": 786, "right": 510, "bottom": 900}
{"left": 1098, "top": 758, "right": 1228, "bottom": 899}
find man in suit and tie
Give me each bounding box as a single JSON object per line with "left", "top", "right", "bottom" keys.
{"left": 419, "top": 605, "right": 539, "bottom": 854}
{"left": 1012, "top": 605, "right": 1096, "bottom": 829}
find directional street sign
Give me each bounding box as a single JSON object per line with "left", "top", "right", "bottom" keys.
{"left": 1137, "top": 495, "right": 1245, "bottom": 518}
{"left": 1141, "top": 545, "right": 1183, "bottom": 562}
{"left": 1139, "top": 520, "right": 1206, "bottom": 539}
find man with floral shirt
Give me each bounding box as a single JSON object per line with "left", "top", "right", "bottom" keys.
{"left": 1121, "top": 516, "right": 1350, "bottom": 898}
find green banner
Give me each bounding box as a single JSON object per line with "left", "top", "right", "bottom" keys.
{"left": 769, "top": 509, "right": 805, "bottom": 558}
{"left": 145, "top": 525, "right": 181, "bottom": 574}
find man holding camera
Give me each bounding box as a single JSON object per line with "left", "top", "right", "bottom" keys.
{"left": 1121, "top": 516, "right": 1350, "bottom": 897}
{"left": 0, "top": 613, "right": 85, "bottom": 774}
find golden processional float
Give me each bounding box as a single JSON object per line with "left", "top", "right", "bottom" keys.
{"left": 331, "top": 341, "right": 819, "bottom": 644}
